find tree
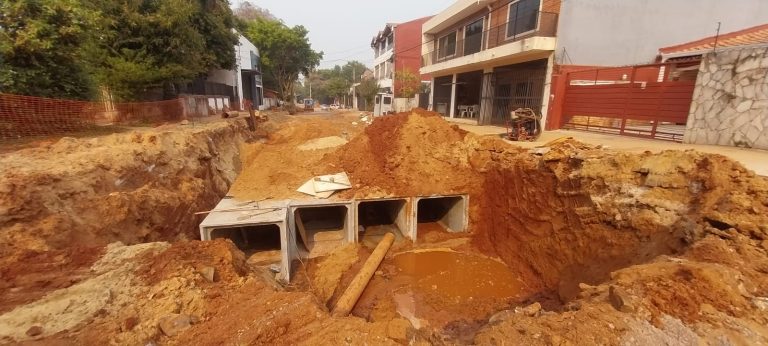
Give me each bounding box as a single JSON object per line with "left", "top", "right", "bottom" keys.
{"left": 0, "top": 0, "right": 98, "bottom": 99}
{"left": 340, "top": 61, "right": 368, "bottom": 84}
{"left": 326, "top": 77, "right": 349, "bottom": 103}
{"left": 234, "top": 1, "right": 278, "bottom": 22}
{"left": 356, "top": 78, "right": 379, "bottom": 111}
{"left": 244, "top": 19, "right": 322, "bottom": 114}
{"left": 394, "top": 68, "right": 421, "bottom": 98}
{"left": 90, "top": 0, "right": 239, "bottom": 101}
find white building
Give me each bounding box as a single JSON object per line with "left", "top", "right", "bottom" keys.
{"left": 205, "top": 33, "right": 266, "bottom": 110}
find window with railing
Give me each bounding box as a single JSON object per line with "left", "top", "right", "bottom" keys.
{"left": 507, "top": 0, "right": 540, "bottom": 38}
{"left": 422, "top": 10, "right": 557, "bottom": 68}
{"left": 464, "top": 18, "right": 484, "bottom": 55}
{"left": 438, "top": 32, "right": 457, "bottom": 60}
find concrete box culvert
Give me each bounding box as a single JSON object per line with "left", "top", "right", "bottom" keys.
{"left": 199, "top": 198, "right": 292, "bottom": 282}
{"left": 289, "top": 201, "right": 354, "bottom": 259}
{"left": 412, "top": 195, "right": 468, "bottom": 240}
{"left": 354, "top": 198, "right": 413, "bottom": 244}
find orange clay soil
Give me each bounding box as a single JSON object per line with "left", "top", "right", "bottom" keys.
{"left": 2, "top": 110, "right": 768, "bottom": 344}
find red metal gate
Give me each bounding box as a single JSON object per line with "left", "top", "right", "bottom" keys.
{"left": 560, "top": 63, "right": 697, "bottom": 141}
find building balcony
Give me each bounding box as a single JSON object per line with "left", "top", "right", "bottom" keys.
{"left": 422, "top": 11, "right": 558, "bottom": 75}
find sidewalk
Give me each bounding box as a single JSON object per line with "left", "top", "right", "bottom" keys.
{"left": 452, "top": 121, "right": 768, "bottom": 176}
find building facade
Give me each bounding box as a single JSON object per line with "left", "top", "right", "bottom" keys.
{"left": 372, "top": 16, "right": 433, "bottom": 96}
{"left": 421, "top": 0, "right": 561, "bottom": 126}
{"left": 204, "top": 33, "right": 265, "bottom": 110}
{"left": 424, "top": 0, "right": 768, "bottom": 128}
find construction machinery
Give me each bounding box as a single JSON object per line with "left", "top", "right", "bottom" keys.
{"left": 505, "top": 108, "right": 542, "bottom": 141}
{"left": 303, "top": 98, "right": 315, "bottom": 112}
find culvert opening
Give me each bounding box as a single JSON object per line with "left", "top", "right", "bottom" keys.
{"left": 357, "top": 199, "right": 407, "bottom": 244}
{"left": 416, "top": 196, "right": 466, "bottom": 237}
{"left": 294, "top": 205, "right": 348, "bottom": 257}
{"left": 210, "top": 224, "right": 281, "bottom": 255}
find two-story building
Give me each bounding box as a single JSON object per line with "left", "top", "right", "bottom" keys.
{"left": 371, "top": 16, "right": 433, "bottom": 96}
{"left": 421, "top": 0, "right": 560, "bottom": 125}
{"left": 423, "top": 0, "right": 768, "bottom": 129}
{"left": 202, "top": 33, "right": 265, "bottom": 110}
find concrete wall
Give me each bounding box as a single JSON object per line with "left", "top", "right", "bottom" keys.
{"left": 684, "top": 47, "right": 768, "bottom": 149}
{"left": 235, "top": 33, "right": 262, "bottom": 108}
{"left": 556, "top": 0, "right": 768, "bottom": 66}
{"left": 206, "top": 69, "right": 237, "bottom": 86}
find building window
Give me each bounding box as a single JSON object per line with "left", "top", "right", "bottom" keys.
{"left": 387, "top": 35, "right": 393, "bottom": 51}
{"left": 437, "top": 31, "right": 457, "bottom": 60}
{"left": 464, "top": 18, "right": 484, "bottom": 55}
{"left": 507, "top": 0, "right": 539, "bottom": 38}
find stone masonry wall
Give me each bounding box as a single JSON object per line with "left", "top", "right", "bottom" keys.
{"left": 684, "top": 47, "right": 768, "bottom": 149}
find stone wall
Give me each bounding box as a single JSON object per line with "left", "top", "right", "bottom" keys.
{"left": 684, "top": 47, "right": 768, "bottom": 149}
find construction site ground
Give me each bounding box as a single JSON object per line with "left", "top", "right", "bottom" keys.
{"left": 1, "top": 109, "right": 768, "bottom": 345}
{"left": 451, "top": 120, "right": 768, "bottom": 177}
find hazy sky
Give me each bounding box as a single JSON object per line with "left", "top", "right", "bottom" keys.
{"left": 230, "top": 0, "right": 454, "bottom": 69}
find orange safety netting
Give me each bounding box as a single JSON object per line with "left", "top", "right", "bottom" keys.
{"left": 0, "top": 93, "right": 186, "bottom": 140}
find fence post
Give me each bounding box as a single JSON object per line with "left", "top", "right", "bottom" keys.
{"left": 619, "top": 66, "right": 637, "bottom": 135}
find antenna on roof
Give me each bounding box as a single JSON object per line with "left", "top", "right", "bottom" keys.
{"left": 713, "top": 22, "right": 722, "bottom": 55}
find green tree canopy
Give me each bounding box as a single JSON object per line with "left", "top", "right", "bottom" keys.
{"left": 244, "top": 18, "right": 322, "bottom": 113}
{"left": 394, "top": 68, "right": 420, "bottom": 98}
{"left": 91, "top": 0, "right": 239, "bottom": 101}
{"left": 356, "top": 78, "right": 379, "bottom": 111}
{"left": 0, "top": 0, "right": 98, "bottom": 99}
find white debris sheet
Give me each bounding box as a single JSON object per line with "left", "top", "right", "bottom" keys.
{"left": 297, "top": 172, "right": 352, "bottom": 198}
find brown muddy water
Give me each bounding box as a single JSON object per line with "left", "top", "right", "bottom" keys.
{"left": 392, "top": 249, "right": 522, "bottom": 300}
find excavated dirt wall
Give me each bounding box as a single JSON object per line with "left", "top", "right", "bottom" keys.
{"left": 0, "top": 120, "right": 254, "bottom": 312}
{"left": 0, "top": 121, "right": 252, "bottom": 253}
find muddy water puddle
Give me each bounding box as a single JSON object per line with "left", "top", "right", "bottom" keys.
{"left": 393, "top": 250, "right": 522, "bottom": 300}
{"left": 355, "top": 249, "right": 525, "bottom": 331}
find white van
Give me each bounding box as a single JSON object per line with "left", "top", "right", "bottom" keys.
{"left": 373, "top": 93, "right": 393, "bottom": 116}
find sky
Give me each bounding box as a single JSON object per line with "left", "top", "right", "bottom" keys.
{"left": 230, "top": 0, "right": 454, "bottom": 69}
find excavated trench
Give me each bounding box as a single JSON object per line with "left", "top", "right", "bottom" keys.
{"left": 4, "top": 113, "right": 768, "bottom": 344}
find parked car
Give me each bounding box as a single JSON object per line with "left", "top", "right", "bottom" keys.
{"left": 320, "top": 104, "right": 330, "bottom": 111}
{"left": 330, "top": 104, "right": 340, "bottom": 110}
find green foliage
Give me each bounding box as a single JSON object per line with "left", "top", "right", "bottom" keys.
{"left": 234, "top": 1, "right": 279, "bottom": 22}
{"left": 0, "top": 0, "right": 98, "bottom": 99}
{"left": 302, "top": 61, "right": 368, "bottom": 104}
{"left": 394, "top": 68, "right": 420, "bottom": 98}
{"left": 92, "top": 0, "right": 239, "bottom": 101}
{"left": 356, "top": 78, "right": 379, "bottom": 111}
{"left": 0, "top": 0, "right": 239, "bottom": 101}
{"left": 326, "top": 77, "right": 349, "bottom": 100}
{"left": 243, "top": 18, "right": 322, "bottom": 114}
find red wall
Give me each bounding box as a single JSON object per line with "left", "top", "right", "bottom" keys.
{"left": 393, "top": 16, "right": 432, "bottom": 95}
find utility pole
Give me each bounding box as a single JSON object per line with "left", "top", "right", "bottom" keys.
{"left": 713, "top": 22, "right": 722, "bottom": 54}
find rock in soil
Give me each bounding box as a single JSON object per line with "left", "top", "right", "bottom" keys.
{"left": 158, "top": 314, "right": 192, "bottom": 336}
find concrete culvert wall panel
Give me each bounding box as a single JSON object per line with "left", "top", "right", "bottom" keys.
{"left": 355, "top": 198, "right": 412, "bottom": 243}
{"left": 414, "top": 195, "right": 468, "bottom": 237}
{"left": 292, "top": 204, "right": 353, "bottom": 258}
{"left": 210, "top": 225, "right": 281, "bottom": 252}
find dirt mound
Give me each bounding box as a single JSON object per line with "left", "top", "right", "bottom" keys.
{"left": 327, "top": 110, "right": 506, "bottom": 199}
{"left": 229, "top": 113, "right": 365, "bottom": 200}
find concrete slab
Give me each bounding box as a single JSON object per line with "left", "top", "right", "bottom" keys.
{"left": 412, "top": 195, "right": 469, "bottom": 241}
{"left": 354, "top": 198, "right": 413, "bottom": 244}
{"left": 288, "top": 201, "right": 355, "bottom": 259}
{"left": 199, "top": 197, "right": 293, "bottom": 282}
